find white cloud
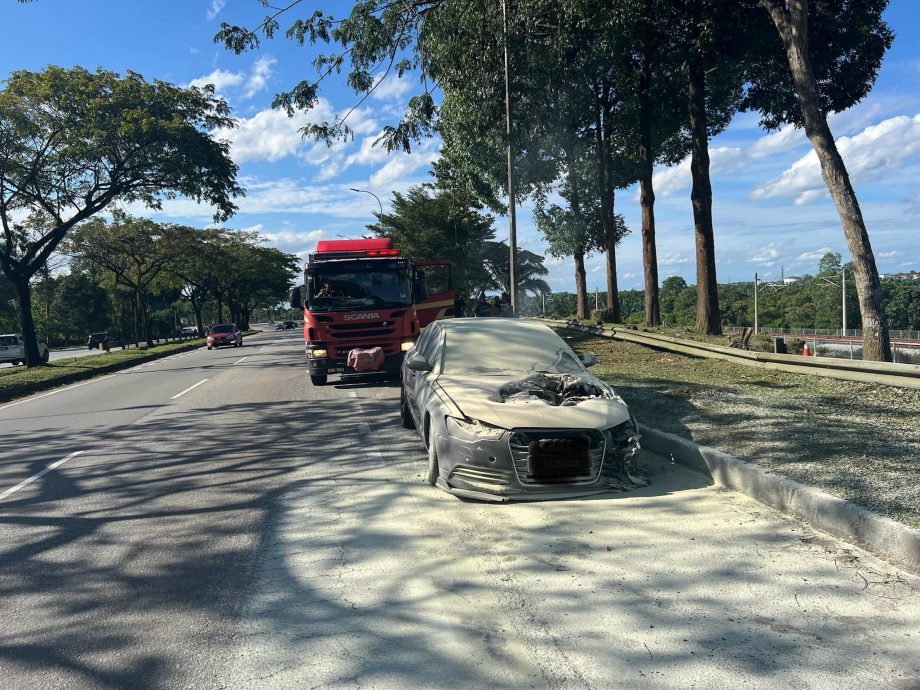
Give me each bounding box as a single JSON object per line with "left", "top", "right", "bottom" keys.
{"left": 660, "top": 253, "right": 690, "bottom": 266}
{"left": 370, "top": 73, "right": 414, "bottom": 102}
{"left": 752, "top": 114, "right": 920, "bottom": 204}
{"left": 218, "top": 102, "right": 335, "bottom": 163}
{"left": 622, "top": 272, "right": 637, "bottom": 280}
{"left": 206, "top": 0, "right": 226, "bottom": 20}
{"left": 187, "top": 68, "right": 245, "bottom": 93}
{"left": 650, "top": 146, "right": 744, "bottom": 199}
{"left": 346, "top": 134, "right": 393, "bottom": 167}
{"left": 749, "top": 245, "right": 781, "bottom": 264}
{"left": 796, "top": 247, "right": 835, "bottom": 261}
{"left": 367, "top": 141, "right": 439, "bottom": 188}
{"left": 878, "top": 250, "right": 900, "bottom": 258}
{"left": 245, "top": 56, "right": 276, "bottom": 98}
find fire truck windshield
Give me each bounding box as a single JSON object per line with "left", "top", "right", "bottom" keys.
{"left": 308, "top": 261, "right": 412, "bottom": 311}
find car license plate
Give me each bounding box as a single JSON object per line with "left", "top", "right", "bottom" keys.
{"left": 528, "top": 437, "right": 590, "bottom": 477}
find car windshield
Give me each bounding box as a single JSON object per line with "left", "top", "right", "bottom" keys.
{"left": 308, "top": 260, "right": 412, "bottom": 311}
{"left": 210, "top": 325, "right": 235, "bottom": 334}
{"left": 441, "top": 324, "right": 584, "bottom": 376}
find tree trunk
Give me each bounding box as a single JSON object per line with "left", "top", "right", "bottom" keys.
{"left": 639, "top": 50, "right": 661, "bottom": 326}
{"left": 762, "top": 0, "right": 891, "bottom": 361}
{"left": 688, "top": 57, "right": 722, "bottom": 335}
{"left": 11, "top": 275, "right": 42, "bottom": 367}
{"left": 574, "top": 247, "right": 588, "bottom": 320}
{"left": 190, "top": 295, "right": 204, "bottom": 336}
{"left": 594, "top": 89, "right": 620, "bottom": 322}
{"left": 140, "top": 292, "right": 153, "bottom": 347}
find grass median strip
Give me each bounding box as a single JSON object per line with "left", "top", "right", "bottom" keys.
{"left": 558, "top": 328, "right": 920, "bottom": 529}
{"left": 0, "top": 339, "right": 206, "bottom": 404}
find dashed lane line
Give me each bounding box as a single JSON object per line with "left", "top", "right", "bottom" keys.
{"left": 0, "top": 450, "right": 85, "bottom": 502}
{"left": 171, "top": 378, "right": 209, "bottom": 400}
{"left": 234, "top": 356, "right": 248, "bottom": 365}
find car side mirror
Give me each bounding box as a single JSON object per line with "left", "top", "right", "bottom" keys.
{"left": 579, "top": 352, "right": 599, "bottom": 368}
{"left": 289, "top": 285, "right": 303, "bottom": 309}
{"left": 405, "top": 352, "right": 432, "bottom": 372}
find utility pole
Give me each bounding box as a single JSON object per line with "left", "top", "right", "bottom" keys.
{"left": 502, "top": 0, "right": 518, "bottom": 314}
{"left": 754, "top": 272, "right": 759, "bottom": 335}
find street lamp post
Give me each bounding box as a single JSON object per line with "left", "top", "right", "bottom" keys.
{"left": 348, "top": 187, "right": 383, "bottom": 216}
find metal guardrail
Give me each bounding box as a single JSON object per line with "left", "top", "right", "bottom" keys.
{"left": 542, "top": 319, "right": 920, "bottom": 390}
{"left": 725, "top": 326, "right": 920, "bottom": 341}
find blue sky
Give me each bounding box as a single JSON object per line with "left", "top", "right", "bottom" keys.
{"left": 2, "top": 0, "right": 919, "bottom": 292}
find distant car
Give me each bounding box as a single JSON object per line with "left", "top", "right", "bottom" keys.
{"left": 0, "top": 333, "right": 50, "bottom": 365}
{"left": 206, "top": 323, "right": 242, "bottom": 350}
{"left": 181, "top": 326, "right": 199, "bottom": 336}
{"left": 87, "top": 332, "right": 110, "bottom": 349}
{"left": 400, "top": 319, "right": 641, "bottom": 501}
{"left": 283, "top": 320, "right": 295, "bottom": 330}
{"left": 275, "top": 323, "right": 285, "bottom": 330}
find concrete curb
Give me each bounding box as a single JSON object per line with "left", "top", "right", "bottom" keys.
{"left": 639, "top": 423, "right": 920, "bottom": 575}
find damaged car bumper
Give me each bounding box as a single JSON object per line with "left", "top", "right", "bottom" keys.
{"left": 432, "top": 419, "right": 641, "bottom": 502}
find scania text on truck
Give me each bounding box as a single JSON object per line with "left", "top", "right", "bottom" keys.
{"left": 289, "top": 238, "right": 454, "bottom": 385}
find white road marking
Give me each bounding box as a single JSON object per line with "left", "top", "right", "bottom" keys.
{"left": 0, "top": 376, "right": 117, "bottom": 412}
{"left": 0, "top": 450, "right": 84, "bottom": 502}
{"left": 348, "top": 391, "right": 357, "bottom": 398}
{"left": 171, "top": 378, "right": 209, "bottom": 400}
{"left": 234, "top": 356, "right": 248, "bottom": 365}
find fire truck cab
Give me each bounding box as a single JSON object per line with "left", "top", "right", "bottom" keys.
{"left": 290, "top": 238, "right": 454, "bottom": 385}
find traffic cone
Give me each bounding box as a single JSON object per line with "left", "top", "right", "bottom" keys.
{"left": 803, "top": 342, "right": 811, "bottom": 357}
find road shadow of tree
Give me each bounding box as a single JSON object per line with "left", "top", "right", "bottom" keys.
{"left": 0, "top": 346, "right": 916, "bottom": 687}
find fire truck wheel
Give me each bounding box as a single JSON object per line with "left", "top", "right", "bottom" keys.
{"left": 426, "top": 437, "right": 439, "bottom": 486}
{"left": 207, "top": 346, "right": 212, "bottom": 350}
{"left": 400, "top": 390, "right": 415, "bottom": 430}
{"left": 310, "top": 374, "right": 327, "bottom": 386}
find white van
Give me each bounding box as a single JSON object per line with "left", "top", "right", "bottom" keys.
{"left": 0, "top": 334, "right": 50, "bottom": 365}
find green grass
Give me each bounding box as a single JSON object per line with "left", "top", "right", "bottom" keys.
{"left": 557, "top": 327, "right": 920, "bottom": 528}
{"left": 0, "top": 339, "right": 206, "bottom": 403}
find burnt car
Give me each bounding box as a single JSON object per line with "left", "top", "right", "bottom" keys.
{"left": 400, "top": 319, "right": 642, "bottom": 501}
{"left": 206, "top": 323, "right": 242, "bottom": 350}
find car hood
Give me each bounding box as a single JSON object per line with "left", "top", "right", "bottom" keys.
{"left": 436, "top": 371, "right": 631, "bottom": 430}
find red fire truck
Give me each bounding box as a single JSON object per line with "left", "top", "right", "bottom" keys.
{"left": 289, "top": 238, "right": 455, "bottom": 385}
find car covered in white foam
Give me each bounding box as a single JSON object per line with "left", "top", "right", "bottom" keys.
{"left": 399, "top": 318, "right": 642, "bottom": 501}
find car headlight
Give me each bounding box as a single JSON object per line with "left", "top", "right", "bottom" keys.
{"left": 446, "top": 416, "right": 507, "bottom": 442}
{"left": 401, "top": 340, "right": 415, "bottom": 352}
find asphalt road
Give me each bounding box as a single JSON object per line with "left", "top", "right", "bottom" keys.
{"left": 1, "top": 329, "right": 918, "bottom": 688}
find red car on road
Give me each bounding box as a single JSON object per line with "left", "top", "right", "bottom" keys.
{"left": 206, "top": 324, "right": 242, "bottom": 350}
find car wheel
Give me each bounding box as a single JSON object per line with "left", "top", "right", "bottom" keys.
{"left": 42, "top": 349, "right": 50, "bottom": 364}
{"left": 400, "top": 389, "right": 415, "bottom": 430}
{"left": 207, "top": 346, "right": 212, "bottom": 350}
{"left": 10, "top": 360, "right": 19, "bottom": 366}
{"left": 425, "top": 434, "right": 439, "bottom": 486}
{"left": 239, "top": 340, "right": 243, "bottom": 347}
{"left": 310, "top": 374, "right": 327, "bottom": 386}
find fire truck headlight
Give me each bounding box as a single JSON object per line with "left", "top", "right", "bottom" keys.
{"left": 401, "top": 340, "right": 415, "bottom": 352}
{"left": 309, "top": 348, "right": 328, "bottom": 358}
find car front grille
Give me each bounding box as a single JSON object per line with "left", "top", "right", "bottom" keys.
{"left": 508, "top": 429, "right": 605, "bottom": 485}
{"left": 327, "top": 321, "right": 398, "bottom": 340}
